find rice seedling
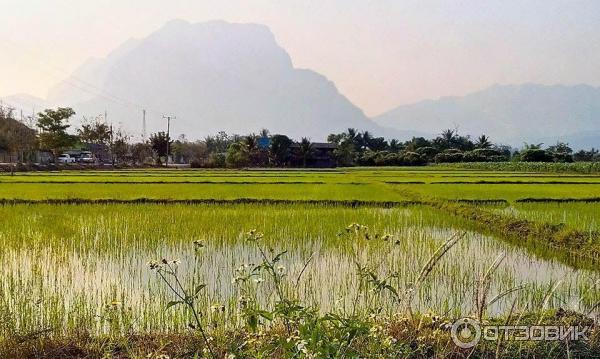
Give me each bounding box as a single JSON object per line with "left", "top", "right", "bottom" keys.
{"left": 497, "top": 202, "right": 600, "bottom": 233}
{"left": 1, "top": 168, "right": 600, "bottom": 357}
{"left": 0, "top": 203, "right": 598, "bottom": 338}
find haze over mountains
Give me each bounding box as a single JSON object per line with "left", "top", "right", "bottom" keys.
{"left": 2, "top": 20, "right": 599, "bottom": 148}
{"left": 375, "top": 83, "right": 600, "bottom": 148}
{"left": 18, "top": 19, "right": 388, "bottom": 140}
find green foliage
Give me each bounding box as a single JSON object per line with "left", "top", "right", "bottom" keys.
{"left": 520, "top": 148, "right": 554, "bottom": 162}
{"left": 130, "top": 142, "right": 153, "bottom": 165}
{"left": 149, "top": 131, "right": 173, "bottom": 160}
{"left": 295, "top": 137, "right": 314, "bottom": 167}
{"left": 434, "top": 149, "right": 464, "bottom": 163}
{"left": 438, "top": 161, "right": 600, "bottom": 173}
{"left": 475, "top": 134, "right": 492, "bottom": 149}
{"left": 36, "top": 107, "right": 78, "bottom": 160}
{"left": 269, "top": 134, "right": 293, "bottom": 166}
{"left": 225, "top": 141, "right": 249, "bottom": 168}
{"left": 574, "top": 148, "right": 600, "bottom": 162}
{"left": 77, "top": 118, "right": 112, "bottom": 145}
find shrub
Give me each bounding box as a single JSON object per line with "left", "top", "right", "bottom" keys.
{"left": 434, "top": 150, "right": 464, "bottom": 163}
{"left": 415, "top": 146, "right": 439, "bottom": 161}
{"left": 552, "top": 152, "right": 574, "bottom": 163}
{"left": 520, "top": 149, "right": 553, "bottom": 162}
{"left": 400, "top": 151, "right": 426, "bottom": 165}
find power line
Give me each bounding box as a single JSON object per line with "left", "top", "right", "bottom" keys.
{"left": 0, "top": 35, "right": 197, "bottom": 133}
{"left": 0, "top": 36, "right": 165, "bottom": 116}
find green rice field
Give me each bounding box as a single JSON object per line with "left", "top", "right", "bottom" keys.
{"left": 497, "top": 202, "right": 600, "bottom": 233}
{"left": 4, "top": 168, "right": 600, "bottom": 202}
{"left": 1, "top": 167, "right": 600, "bottom": 356}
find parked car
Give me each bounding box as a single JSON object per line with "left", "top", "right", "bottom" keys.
{"left": 57, "top": 154, "right": 76, "bottom": 164}
{"left": 79, "top": 152, "right": 96, "bottom": 163}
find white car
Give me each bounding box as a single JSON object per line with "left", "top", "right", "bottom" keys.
{"left": 79, "top": 152, "right": 96, "bottom": 163}
{"left": 57, "top": 154, "right": 76, "bottom": 164}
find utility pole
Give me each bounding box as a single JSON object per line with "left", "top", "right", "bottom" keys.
{"left": 30, "top": 107, "right": 36, "bottom": 128}
{"left": 105, "top": 110, "right": 115, "bottom": 167}
{"left": 142, "top": 109, "right": 147, "bottom": 142}
{"left": 162, "top": 115, "right": 175, "bottom": 167}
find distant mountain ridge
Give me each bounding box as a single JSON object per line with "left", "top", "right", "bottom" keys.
{"left": 31, "top": 19, "right": 393, "bottom": 140}
{"left": 2, "top": 21, "right": 599, "bottom": 148}
{"left": 373, "top": 83, "right": 600, "bottom": 149}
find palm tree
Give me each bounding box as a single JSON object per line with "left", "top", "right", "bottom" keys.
{"left": 259, "top": 128, "right": 270, "bottom": 138}
{"left": 361, "top": 131, "right": 373, "bottom": 150}
{"left": 243, "top": 135, "right": 259, "bottom": 165}
{"left": 475, "top": 134, "right": 491, "bottom": 149}
{"left": 523, "top": 142, "right": 544, "bottom": 150}
{"left": 346, "top": 128, "right": 361, "bottom": 151}
{"left": 298, "top": 137, "right": 314, "bottom": 167}
{"left": 389, "top": 139, "right": 402, "bottom": 152}
{"left": 347, "top": 128, "right": 358, "bottom": 140}
{"left": 438, "top": 129, "right": 457, "bottom": 149}
{"left": 243, "top": 135, "right": 258, "bottom": 152}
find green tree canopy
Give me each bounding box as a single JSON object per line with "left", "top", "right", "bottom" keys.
{"left": 37, "top": 107, "right": 77, "bottom": 161}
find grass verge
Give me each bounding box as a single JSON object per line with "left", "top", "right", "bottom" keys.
{"left": 1, "top": 310, "right": 596, "bottom": 358}
{"left": 433, "top": 201, "right": 600, "bottom": 269}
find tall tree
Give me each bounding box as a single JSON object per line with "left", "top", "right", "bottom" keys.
{"left": 346, "top": 128, "right": 362, "bottom": 151}
{"left": 225, "top": 141, "right": 249, "bottom": 168}
{"left": 204, "top": 131, "right": 231, "bottom": 154}
{"left": 111, "top": 129, "right": 130, "bottom": 164}
{"left": 269, "top": 134, "right": 293, "bottom": 166}
{"left": 389, "top": 139, "right": 403, "bottom": 152}
{"left": 475, "top": 134, "right": 492, "bottom": 149}
{"left": 149, "top": 131, "right": 173, "bottom": 164}
{"left": 131, "top": 142, "right": 153, "bottom": 165}
{"left": 547, "top": 142, "right": 573, "bottom": 154}
{"left": 523, "top": 142, "right": 544, "bottom": 150}
{"left": 242, "top": 135, "right": 262, "bottom": 166}
{"left": 297, "top": 137, "right": 314, "bottom": 167}
{"left": 37, "top": 107, "right": 77, "bottom": 162}
{"left": 77, "top": 118, "right": 112, "bottom": 145}
{"left": 436, "top": 129, "right": 458, "bottom": 150}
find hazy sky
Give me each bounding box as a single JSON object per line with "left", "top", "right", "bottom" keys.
{"left": 1, "top": 0, "right": 599, "bottom": 116}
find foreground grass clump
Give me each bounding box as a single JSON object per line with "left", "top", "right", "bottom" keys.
{"left": 432, "top": 201, "right": 600, "bottom": 267}
{"left": 2, "top": 309, "right": 597, "bottom": 358}
{"left": 1, "top": 225, "right": 597, "bottom": 358}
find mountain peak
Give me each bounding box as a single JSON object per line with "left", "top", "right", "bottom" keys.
{"left": 41, "top": 20, "right": 381, "bottom": 140}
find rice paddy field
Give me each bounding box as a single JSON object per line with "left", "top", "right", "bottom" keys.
{"left": 2, "top": 167, "right": 600, "bottom": 357}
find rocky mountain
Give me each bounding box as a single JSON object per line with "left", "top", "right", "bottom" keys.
{"left": 4, "top": 21, "right": 599, "bottom": 148}
{"left": 42, "top": 20, "right": 388, "bottom": 140}
{"left": 374, "top": 83, "right": 600, "bottom": 148}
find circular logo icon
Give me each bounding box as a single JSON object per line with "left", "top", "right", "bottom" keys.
{"left": 451, "top": 318, "right": 481, "bottom": 348}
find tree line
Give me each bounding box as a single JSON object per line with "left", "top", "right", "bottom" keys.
{"left": 1, "top": 106, "right": 598, "bottom": 168}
